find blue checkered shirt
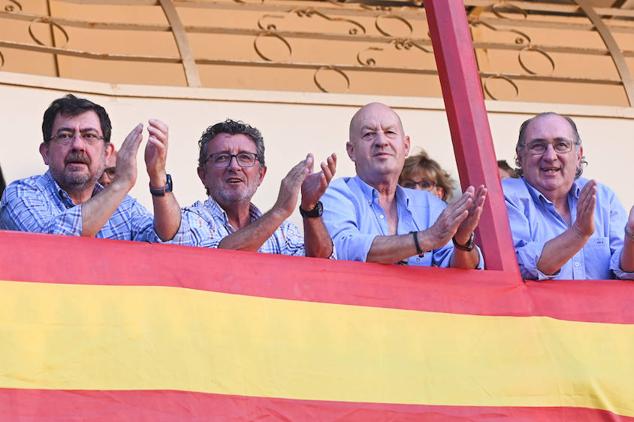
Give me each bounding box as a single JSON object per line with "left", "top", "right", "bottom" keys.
{"left": 183, "top": 197, "right": 311, "bottom": 256}
{"left": 0, "top": 171, "right": 194, "bottom": 244}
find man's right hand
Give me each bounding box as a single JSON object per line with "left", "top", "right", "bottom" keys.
{"left": 111, "top": 123, "right": 144, "bottom": 192}
{"left": 571, "top": 179, "right": 596, "bottom": 239}
{"left": 419, "top": 186, "right": 476, "bottom": 251}
{"left": 272, "top": 156, "right": 311, "bottom": 219}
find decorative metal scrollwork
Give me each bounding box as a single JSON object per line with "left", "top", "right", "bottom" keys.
{"left": 490, "top": 2, "right": 528, "bottom": 20}
{"left": 375, "top": 14, "right": 413, "bottom": 38}
{"left": 361, "top": 5, "right": 392, "bottom": 12}
{"left": 483, "top": 74, "right": 519, "bottom": 101}
{"left": 257, "top": 14, "right": 284, "bottom": 31}
{"left": 518, "top": 46, "right": 555, "bottom": 75}
{"left": 392, "top": 38, "right": 432, "bottom": 54}
{"left": 373, "top": 13, "right": 432, "bottom": 59}
{"left": 253, "top": 31, "right": 292, "bottom": 62}
{"left": 471, "top": 2, "right": 557, "bottom": 99}
{"left": 291, "top": 8, "right": 366, "bottom": 35}
{"left": 4, "top": 0, "right": 21, "bottom": 12}
{"left": 28, "top": 18, "right": 69, "bottom": 48}
{"left": 357, "top": 47, "right": 382, "bottom": 67}
{"left": 313, "top": 66, "right": 350, "bottom": 93}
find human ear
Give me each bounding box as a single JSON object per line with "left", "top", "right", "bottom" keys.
{"left": 39, "top": 143, "right": 50, "bottom": 165}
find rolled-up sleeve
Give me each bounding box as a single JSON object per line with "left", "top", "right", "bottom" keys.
{"left": 504, "top": 194, "right": 556, "bottom": 280}
{"left": 0, "top": 179, "right": 83, "bottom": 235}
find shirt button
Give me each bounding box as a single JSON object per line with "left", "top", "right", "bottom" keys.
{"left": 379, "top": 215, "right": 384, "bottom": 219}
{"left": 574, "top": 262, "right": 581, "bottom": 267}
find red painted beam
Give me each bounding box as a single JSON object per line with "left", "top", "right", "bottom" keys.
{"left": 424, "top": 0, "right": 520, "bottom": 277}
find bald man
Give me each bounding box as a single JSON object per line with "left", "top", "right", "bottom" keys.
{"left": 321, "top": 102, "right": 487, "bottom": 268}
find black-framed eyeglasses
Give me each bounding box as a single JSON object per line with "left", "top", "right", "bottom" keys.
{"left": 50, "top": 130, "right": 104, "bottom": 145}
{"left": 523, "top": 139, "right": 575, "bottom": 156}
{"left": 205, "top": 152, "right": 258, "bottom": 168}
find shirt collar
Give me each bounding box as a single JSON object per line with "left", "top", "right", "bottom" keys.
{"left": 204, "top": 196, "right": 262, "bottom": 226}
{"left": 353, "top": 175, "right": 411, "bottom": 209}
{"left": 44, "top": 170, "right": 103, "bottom": 208}
{"left": 522, "top": 176, "right": 583, "bottom": 205}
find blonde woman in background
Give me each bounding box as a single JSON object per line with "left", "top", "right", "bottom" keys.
{"left": 399, "top": 150, "right": 456, "bottom": 202}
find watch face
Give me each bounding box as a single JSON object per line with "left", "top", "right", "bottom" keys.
{"left": 165, "top": 174, "right": 173, "bottom": 192}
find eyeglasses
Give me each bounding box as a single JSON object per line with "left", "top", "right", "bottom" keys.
{"left": 50, "top": 130, "right": 104, "bottom": 145}
{"left": 401, "top": 180, "right": 436, "bottom": 190}
{"left": 522, "top": 139, "right": 575, "bottom": 156}
{"left": 205, "top": 152, "right": 258, "bottom": 168}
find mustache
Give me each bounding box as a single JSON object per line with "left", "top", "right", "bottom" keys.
{"left": 65, "top": 152, "right": 91, "bottom": 166}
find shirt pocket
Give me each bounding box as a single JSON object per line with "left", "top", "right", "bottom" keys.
{"left": 582, "top": 236, "right": 611, "bottom": 279}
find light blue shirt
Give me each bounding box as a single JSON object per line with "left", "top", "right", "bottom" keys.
{"left": 322, "top": 176, "right": 483, "bottom": 267}
{"left": 0, "top": 171, "right": 198, "bottom": 244}
{"left": 503, "top": 177, "right": 633, "bottom": 280}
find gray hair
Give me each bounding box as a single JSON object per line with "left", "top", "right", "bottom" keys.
{"left": 197, "top": 119, "right": 266, "bottom": 168}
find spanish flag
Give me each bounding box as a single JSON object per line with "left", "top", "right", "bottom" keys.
{"left": 1, "top": 231, "right": 633, "bottom": 420}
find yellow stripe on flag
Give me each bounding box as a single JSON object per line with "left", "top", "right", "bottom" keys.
{"left": 0, "top": 280, "right": 633, "bottom": 416}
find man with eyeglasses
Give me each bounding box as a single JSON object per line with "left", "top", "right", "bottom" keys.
{"left": 98, "top": 147, "right": 117, "bottom": 187}
{"left": 0, "top": 94, "right": 194, "bottom": 244}
{"left": 503, "top": 112, "right": 634, "bottom": 279}
{"left": 183, "top": 119, "right": 336, "bottom": 257}
{"left": 321, "top": 102, "right": 486, "bottom": 268}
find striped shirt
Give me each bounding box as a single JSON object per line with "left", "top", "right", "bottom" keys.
{"left": 183, "top": 197, "right": 308, "bottom": 256}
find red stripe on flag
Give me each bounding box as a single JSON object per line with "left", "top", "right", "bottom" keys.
{"left": 2, "top": 231, "right": 634, "bottom": 324}
{"left": 0, "top": 388, "right": 630, "bottom": 422}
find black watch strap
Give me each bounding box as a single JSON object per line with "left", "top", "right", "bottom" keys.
{"left": 150, "top": 174, "right": 173, "bottom": 197}
{"left": 299, "top": 201, "right": 323, "bottom": 218}
{"left": 452, "top": 232, "right": 475, "bottom": 252}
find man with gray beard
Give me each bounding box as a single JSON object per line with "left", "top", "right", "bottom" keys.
{"left": 0, "top": 94, "right": 194, "bottom": 243}
{"left": 184, "top": 119, "right": 336, "bottom": 257}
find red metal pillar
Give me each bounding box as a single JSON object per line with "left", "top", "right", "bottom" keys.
{"left": 424, "top": 0, "right": 520, "bottom": 277}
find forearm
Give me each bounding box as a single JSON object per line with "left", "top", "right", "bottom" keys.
{"left": 80, "top": 181, "right": 130, "bottom": 237}
{"left": 366, "top": 233, "right": 419, "bottom": 264}
{"left": 151, "top": 193, "right": 182, "bottom": 241}
{"left": 450, "top": 248, "right": 480, "bottom": 269}
{"left": 302, "top": 217, "right": 333, "bottom": 258}
{"left": 537, "top": 228, "right": 589, "bottom": 276}
{"left": 218, "top": 208, "right": 287, "bottom": 251}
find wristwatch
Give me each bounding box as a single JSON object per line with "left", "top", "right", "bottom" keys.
{"left": 299, "top": 201, "right": 323, "bottom": 218}
{"left": 452, "top": 232, "right": 475, "bottom": 251}
{"left": 150, "top": 174, "right": 173, "bottom": 197}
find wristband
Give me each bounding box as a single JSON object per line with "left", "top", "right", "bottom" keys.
{"left": 452, "top": 232, "right": 475, "bottom": 252}
{"left": 150, "top": 174, "right": 173, "bottom": 197}
{"left": 299, "top": 201, "right": 323, "bottom": 218}
{"left": 411, "top": 231, "right": 425, "bottom": 257}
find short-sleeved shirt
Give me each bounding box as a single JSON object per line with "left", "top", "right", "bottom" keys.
{"left": 183, "top": 197, "right": 308, "bottom": 256}
{"left": 503, "top": 176, "right": 634, "bottom": 280}
{"left": 0, "top": 171, "right": 194, "bottom": 244}
{"left": 321, "top": 176, "right": 483, "bottom": 268}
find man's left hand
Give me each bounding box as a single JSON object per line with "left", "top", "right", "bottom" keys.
{"left": 454, "top": 185, "right": 487, "bottom": 244}
{"left": 144, "top": 119, "right": 169, "bottom": 186}
{"left": 300, "top": 153, "right": 337, "bottom": 211}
